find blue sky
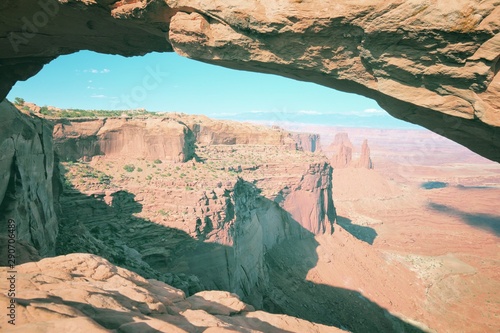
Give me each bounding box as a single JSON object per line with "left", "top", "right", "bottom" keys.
{"left": 7, "top": 50, "right": 420, "bottom": 129}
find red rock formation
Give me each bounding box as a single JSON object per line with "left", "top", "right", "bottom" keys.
{"left": 53, "top": 117, "right": 195, "bottom": 162}
{"left": 54, "top": 130, "right": 336, "bottom": 307}
{"left": 283, "top": 162, "right": 336, "bottom": 234}
{"left": 329, "top": 134, "right": 374, "bottom": 169}
{"left": 290, "top": 133, "right": 321, "bottom": 153}
{"left": 329, "top": 133, "right": 354, "bottom": 152}
{"left": 175, "top": 115, "right": 317, "bottom": 150}
{"left": 331, "top": 143, "right": 353, "bottom": 169}
{"left": 52, "top": 114, "right": 318, "bottom": 162}
{"left": 355, "top": 139, "right": 374, "bottom": 169}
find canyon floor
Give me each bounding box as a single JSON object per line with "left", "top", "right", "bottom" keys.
{"left": 310, "top": 126, "right": 500, "bottom": 333}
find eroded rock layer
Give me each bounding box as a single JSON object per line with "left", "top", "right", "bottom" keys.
{"left": 0, "top": 0, "right": 499, "bottom": 161}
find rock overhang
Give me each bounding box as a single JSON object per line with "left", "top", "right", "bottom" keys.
{"left": 0, "top": 0, "right": 499, "bottom": 161}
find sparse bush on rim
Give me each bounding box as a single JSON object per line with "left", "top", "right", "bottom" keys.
{"left": 123, "top": 164, "right": 135, "bottom": 172}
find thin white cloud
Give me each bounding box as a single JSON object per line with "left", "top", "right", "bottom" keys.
{"left": 83, "top": 69, "right": 111, "bottom": 74}
{"left": 363, "top": 108, "right": 385, "bottom": 114}
{"left": 91, "top": 94, "right": 107, "bottom": 98}
{"left": 297, "top": 110, "right": 323, "bottom": 115}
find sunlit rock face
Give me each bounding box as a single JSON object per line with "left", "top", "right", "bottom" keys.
{"left": 53, "top": 117, "right": 196, "bottom": 163}
{"left": 0, "top": 0, "right": 499, "bottom": 161}
{"left": 355, "top": 139, "right": 374, "bottom": 169}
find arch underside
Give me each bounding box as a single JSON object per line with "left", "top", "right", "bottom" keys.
{"left": 0, "top": 0, "right": 499, "bottom": 161}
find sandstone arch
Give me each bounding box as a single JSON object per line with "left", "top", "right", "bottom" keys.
{"left": 1, "top": 0, "right": 499, "bottom": 161}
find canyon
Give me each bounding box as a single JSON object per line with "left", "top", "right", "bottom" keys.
{"left": 0, "top": 0, "right": 499, "bottom": 161}
{"left": 1, "top": 2, "right": 499, "bottom": 331}
{"left": 2, "top": 100, "right": 499, "bottom": 332}
{"left": 0, "top": 101, "right": 355, "bottom": 332}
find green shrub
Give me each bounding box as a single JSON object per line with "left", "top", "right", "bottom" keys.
{"left": 40, "top": 106, "right": 51, "bottom": 115}
{"left": 153, "top": 159, "right": 162, "bottom": 164}
{"left": 123, "top": 164, "right": 135, "bottom": 172}
{"left": 137, "top": 167, "right": 143, "bottom": 172}
{"left": 158, "top": 209, "right": 169, "bottom": 216}
{"left": 14, "top": 97, "right": 25, "bottom": 106}
{"left": 98, "top": 174, "right": 111, "bottom": 184}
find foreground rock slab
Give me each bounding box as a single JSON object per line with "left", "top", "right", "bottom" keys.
{"left": 0, "top": 253, "right": 345, "bottom": 333}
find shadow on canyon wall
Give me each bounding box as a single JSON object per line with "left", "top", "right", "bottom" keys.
{"left": 428, "top": 202, "right": 500, "bottom": 237}
{"left": 53, "top": 175, "right": 426, "bottom": 333}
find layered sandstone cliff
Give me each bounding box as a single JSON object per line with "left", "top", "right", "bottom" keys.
{"left": 291, "top": 133, "right": 321, "bottom": 153}
{"left": 53, "top": 117, "right": 195, "bottom": 162}
{"left": 282, "top": 163, "right": 336, "bottom": 234}
{"left": 0, "top": 0, "right": 499, "bottom": 161}
{"left": 49, "top": 113, "right": 336, "bottom": 307}
{"left": 0, "top": 100, "right": 59, "bottom": 260}
{"left": 49, "top": 112, "right": 319, "bottom": 162}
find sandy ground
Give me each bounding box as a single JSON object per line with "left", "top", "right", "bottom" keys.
{"left": 305, "top": 127, "right": 500, "bottom": 333}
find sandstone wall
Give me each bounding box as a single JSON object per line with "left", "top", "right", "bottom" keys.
{"left": 282, "top": 162, "right": 336, "bottom": 234}
{"left": 53, "top": 117, "right": 195, "bottom": 162}
{"left": 174, "top": 178, "right": 314, "bottom": 307}
{"left": 0, "top": 100, "right": 59, "bottom": 259}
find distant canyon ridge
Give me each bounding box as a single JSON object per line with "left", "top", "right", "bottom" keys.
{"left": 0, "top": 0, "right": 499, "bottom": 161}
